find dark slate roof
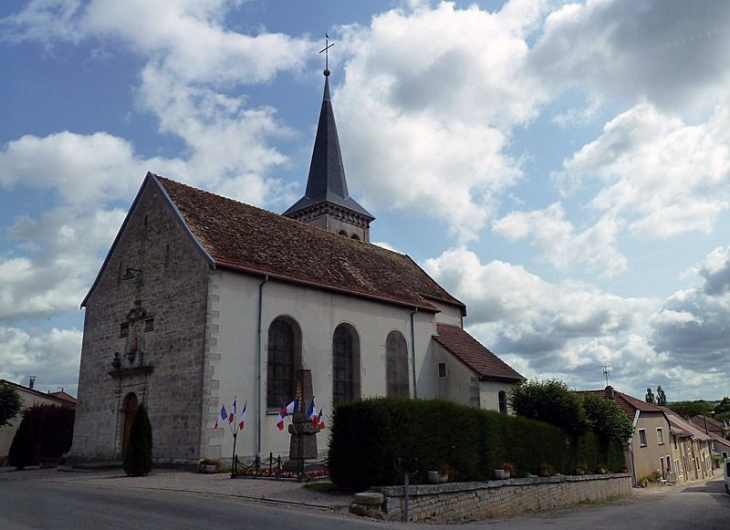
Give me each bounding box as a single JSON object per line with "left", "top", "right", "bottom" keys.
{"left": 432, "top": 323, "right": 524, "bottom": 382}
{"left": 155, "top": 175, "right": 463, "bottom": 312}
{"left": 282, "top": 74, "right": 373, "bottom": 221}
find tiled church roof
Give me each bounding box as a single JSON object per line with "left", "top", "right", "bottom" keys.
{"left": 433, "top": 323, "right": 524, "bottom": 381}
{"left": 156, "top": 175, "right": 464, "bottom": 312}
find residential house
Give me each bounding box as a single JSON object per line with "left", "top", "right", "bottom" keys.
{"left": 664, "top": 408, "right": 713, "bottom": 483}
{"left": 0, "top": 379, "right": 77, "bottom": 459}
{"left": 582, "top": 386, "right": 671, "bottom": 486}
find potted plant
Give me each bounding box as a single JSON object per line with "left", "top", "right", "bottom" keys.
{"left": 495, "top": 462, "right": 514, "bottom": 479}
{"left": 199, "top": 457, "right": 220, "bottom": 473}
{"left": 575, "top": 462, "right": 588, "bottom": 475}
{"left": 595, "top": 463, "right": 607, "bottom": 474}
{"left": 539, "top": 463, "right": 556, "bottom": 477}
{"left": 439, "top": 463, "right": 455, "bottom": 483}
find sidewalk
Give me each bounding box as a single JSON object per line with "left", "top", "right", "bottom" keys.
{"left": 2, "top": 465, "right": 353, "bottom": 512}
{"left": 631, "top": 474, "right": 720, "bottom": 497}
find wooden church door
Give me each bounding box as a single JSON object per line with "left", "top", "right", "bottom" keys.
{"left": 122, "top": 392, "right": 138, "bottom": 455}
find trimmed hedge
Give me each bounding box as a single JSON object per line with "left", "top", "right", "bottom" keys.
{"left": 7, "top": 404, "right": 75, "bottom": 469}
{"left": 328, "top": 397, "right": 625, "bottom": 492}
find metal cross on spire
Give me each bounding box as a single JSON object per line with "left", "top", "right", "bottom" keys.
{"left": 319, "top": 33, "right": 334, "bottom": 76}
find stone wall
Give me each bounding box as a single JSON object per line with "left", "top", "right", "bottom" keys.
{"left": 70, "top": 177, "right": 210, "bottom": 465}
{"left": 372, "top": 473, "right": 632, "bottom": 523}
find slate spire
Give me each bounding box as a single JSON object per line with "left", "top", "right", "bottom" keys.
{"left": 283, "top": 65, "right": 374, "bottom": 242}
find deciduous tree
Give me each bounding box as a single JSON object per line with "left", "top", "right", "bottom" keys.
{"left": 0, "top": 384, "right": 22, "bottom": 427}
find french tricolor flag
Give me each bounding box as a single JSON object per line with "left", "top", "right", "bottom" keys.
{"left": 307, "top": 398, "right": 318, "bottom": 427}
{"left": 238, "top": 402, "right": 247, "bottom": 431}
{"left": 229, "top": 398, "right": 236, "bottom": 424}
{"left": 214, "top": 405, "right": 227, "bottom": 429}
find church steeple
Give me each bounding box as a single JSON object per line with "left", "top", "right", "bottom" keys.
{"left": 283, "top": 50, "right": 374, "bottom": 242}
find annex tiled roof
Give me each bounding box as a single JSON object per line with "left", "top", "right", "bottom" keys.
{"left": 156, "top": 175, "right": 463, "bottom": 312}
{"left": 0, "top": 379, "right": 77, "bottom": 407}
{"left": 580, "top": 387, "right": 666, "bottom": 420}
{"left": 690, "top": 415, "right": 729, "bottom": 434}
{"left": 432, "top": 323, "right": 524, "bottom": 382}
{"left": 664, "top": 409, "right": 711, "bottom": 441}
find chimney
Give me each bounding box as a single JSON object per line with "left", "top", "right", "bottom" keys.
{"left": 605, "top": 385, "right": 615, "bottom": 400}
{"left": 29, "top": 376, "right": 36, "bottom": 390}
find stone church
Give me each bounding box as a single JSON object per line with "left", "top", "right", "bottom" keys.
{"left": 69, "top": 69, "right": 524, "bottom": 467}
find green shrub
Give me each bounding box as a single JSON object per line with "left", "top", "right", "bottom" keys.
{"left": 327, "top": 397, "right": 619, "bottom": 491}
{"left": 123, "top": 403, "right": 153, "bottom": 476}
{"left": 8, "top": 413, "right": 35, "bottom": 469}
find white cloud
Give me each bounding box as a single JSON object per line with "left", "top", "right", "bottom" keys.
{"left": 0, "top": 325, "right": 82, "bottom": 396}
{"left": 334, "top": 1, "right": 550, "bottom": 242}
{"left": 492, "top": 203, "right": 627, "bottom": 276}
{"left": 555, "top": 103, "right": 730, "bottom": 239}
{"left": 529, "top": 0, "right": 730, "bottom": 115}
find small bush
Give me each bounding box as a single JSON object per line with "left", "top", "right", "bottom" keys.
{"left": 8, "top": 414, "right": 35, "bottom": 469}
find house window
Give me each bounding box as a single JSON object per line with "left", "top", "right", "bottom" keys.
{"left": 332, "top": 324, "right": 360, "bottom": 405}
{"left": 639, "top": 429, "right": 647, "bottom": 447}
{"left": 657, "top": 428, "right": 665, "bottom": 445}
{"left": 437, "top": 362, "right": 447, "bottom": 378}
{"left": 266, "top": 317, "right": 302, "bottom": 409}
{"left": 386, "top": 331, "right": 409, "bottom": 397}
{"left": 498, "top": 391, "right": 508, "bottom": 414}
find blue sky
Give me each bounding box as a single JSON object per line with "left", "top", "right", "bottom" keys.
{"left": 2, "top": 0, "right": 730, "bottom": 403}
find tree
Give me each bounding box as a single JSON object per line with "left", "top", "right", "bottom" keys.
{"left": 508, "top": 379, "right": 587, "bottom": 434}
{"left": 0, "top": 384, "right": 22, "bottom": 427}
{"left": 582, "top": 393, "right": 634, "bottom": 443}
{"left": 668, "top": 400, "right": 713, "bottom": 418}
{"left": 713, "top": 397, "right": 730, "bottom": 421}
{"left": 656, "top": 386, "right": 667, "bottom": 407}
{"left": 8, "top": 412, "right": 35, "bottom": 469}
{"left": 123, "top": 403, "right": 153, "bottom": 476}
{"left": 645, "top": 388, "right": 655, "bottom": 405}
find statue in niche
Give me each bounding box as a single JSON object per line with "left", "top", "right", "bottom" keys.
{"left": 123, "top": 300, "right": 150, "bottom": 366}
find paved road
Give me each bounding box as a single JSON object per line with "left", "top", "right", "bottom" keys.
{"left": 466, "top": 477, "right": 729, "bottom": 529}
{"left": 1, "top": 467, "right": 727, "bottom": 528}
{"left": 0, "top": 475, "right": 400, "bottom": 530}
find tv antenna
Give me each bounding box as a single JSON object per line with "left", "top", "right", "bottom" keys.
{"left": 602, "top": 365, "right": 611, "bottom": 387}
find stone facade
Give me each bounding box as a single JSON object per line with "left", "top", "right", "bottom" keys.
{"left": 70, "top": 180, "right": 210, "bottom": 465}
{"left": 373, "top": 474, "right": 632, "bottom": 523}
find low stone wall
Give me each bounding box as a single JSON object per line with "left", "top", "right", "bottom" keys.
{"left": 371, "top": 473, "right": 632, "bottom": 523}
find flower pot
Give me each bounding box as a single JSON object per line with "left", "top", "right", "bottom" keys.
{"left": 494, "top": 469, "right": 509, "bottom": 479}
{"left": 201, "top": 464, "right": 218, "bottom": 473}
{"left": 575, "top": 468, "right": 585, "bottom": 475}
{"left": 428, "top": 470, "right": 441, "bottom": 484}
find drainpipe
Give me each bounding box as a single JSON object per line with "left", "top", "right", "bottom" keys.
{"left": 256, "top": 275, "right": 269, "bottom": 457}
{"left": 410, "top": 308, "right": 418, "bottom": 399}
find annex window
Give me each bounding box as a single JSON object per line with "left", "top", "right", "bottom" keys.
{"left": 498, "top": 391, "right": 508, "bottom": 414}
{"left": 266, "top": 317, "right": 302, "bottom": 409}
{"left": 657, "top": 428, "right": 665, "bottom": 445}
{"left": 386, "top": 331, "right": 409, "bottom": 397}
{"left": 437, "top": 362, "right": 447, "bottom": 378}
{"left": 332, "top": 324, "right": 360, "bottom": 406}
{"left": 639, "top": 429, "right": 647, "bottom": 447}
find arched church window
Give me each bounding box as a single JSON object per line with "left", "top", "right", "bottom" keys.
{"left": 266, "top": 317, "right": 302, "bottom": 409}
{"left": 350, "top": 234, "right": 360, "bottom": 240}
{"left": 332, "top": 323, "right": 360, "bottom": 405}
{"left": 386, "top": 331, "right": 409, "bottom": 397}
{"left": 338, "top": 230, "right": 348, "bottom": 236}
{"left": 498, "top": 390, "right": 508, "bottom": 414}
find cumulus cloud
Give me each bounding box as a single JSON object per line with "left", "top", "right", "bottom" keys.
{"left": 492, "top": 203, "right": 627, "bottom": 277}
{"left": 423, "top": 246, "right": 667, "bottom": 392}
{"left": 529, "top": 0, "right": 730, "bottom": 115}
{"left": 334, "top": 1, "right": 548, "bottom": 242}
{"left": 652, "top": 247, "right": 730, "bottom": 369}
{"left": 0, "top": 325, "right": 82, "bottom": 396}
{"left": 555, "top": 103, "right": 730, "bottom": 239}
